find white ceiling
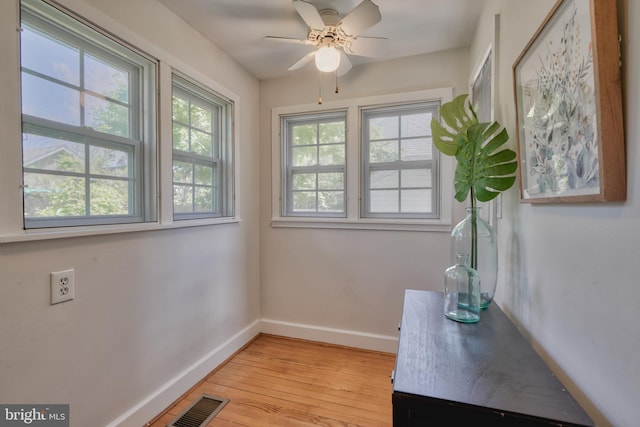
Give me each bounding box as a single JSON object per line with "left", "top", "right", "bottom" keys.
{"left": 158, "top": 0, "right": 485, "bottom": 80}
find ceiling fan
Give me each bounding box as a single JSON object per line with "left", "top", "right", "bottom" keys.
{"left": 265, "top": 0, "right": 387, "bottom": 76}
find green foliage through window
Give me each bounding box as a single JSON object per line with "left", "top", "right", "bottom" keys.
{"left": 20, "top": 0, "right": 156, "bottom": 228}
{"left": 283, "top": 113, "right": 346, "bottom": 216}
{"left": 172, "top": 74, "right": 233, "bottom": 220}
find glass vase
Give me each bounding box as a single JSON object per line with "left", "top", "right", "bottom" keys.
{"left": 444, "top": 253, "right": 481, "bottom": 323}
{"left": 451, "top": 207, "right": 497, "bottom": 309}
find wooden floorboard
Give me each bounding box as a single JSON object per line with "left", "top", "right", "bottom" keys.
{"left": 149, "top": 334, "right": 396, "bottom": 427}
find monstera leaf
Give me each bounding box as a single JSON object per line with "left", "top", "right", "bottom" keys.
{"left": 431, "top": 94, "right": 477, "bottom": 156}
{"left": 454, "top": 122, "right": 517, "bottom": 202}
{"left": 431, "top": 94, "right": 517, "bottom": 203}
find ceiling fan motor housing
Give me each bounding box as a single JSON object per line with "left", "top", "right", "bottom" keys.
{"left": 271, "top": 0, "right": 384, "bottom": 75}
{"left": 307, "top": 9, "right": 352, "bottom": 52}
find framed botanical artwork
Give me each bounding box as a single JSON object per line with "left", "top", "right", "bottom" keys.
{"left": 513, "top": 0, "right": 625, "bottom": 203}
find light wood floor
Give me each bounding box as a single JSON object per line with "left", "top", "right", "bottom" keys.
{"left": 149, "top": 334, "right": 396, "bottom": 426}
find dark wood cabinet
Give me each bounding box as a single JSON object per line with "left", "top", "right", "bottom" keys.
{"left": 392, "top": 290, "right": 593, "bottom": 426}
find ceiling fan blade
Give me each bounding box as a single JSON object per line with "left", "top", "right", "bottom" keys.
{"left": 292, "top": 0, "right": 325, "bottom": 30}
{"left": 264, "top": 36, "right": 311, "bottom": 45}
{"left": 348, "top": 36, "right": 388, "bottom": 58}
{"left": 336, "top": 51, "right": 352, "bottom": 77}
{"left": 338, "top": 0, "right": 381, "bottom": 36}
{"left": 288, "top": 50, "right": 316, "bottom": 71}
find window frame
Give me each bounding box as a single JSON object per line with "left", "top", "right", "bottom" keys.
{"left": 0, "top": 0, "right": 241, "bottom": 243}
{"left": 20, "top": 0, "right": 157, "bottom": 229}
{"left": 171, "top": 73, "right": 234, "bottom": 221}
{"left": 281, "top": 110, "right": 347, "bottom": 218}
{"left": 271, "top": 88, "right": 455, "bottom": 232}
{"left": 361, "top": 102, "right": 440, "bottom": 220}
{"left": 471, "top": 28, "right": 500, "bottom": 229}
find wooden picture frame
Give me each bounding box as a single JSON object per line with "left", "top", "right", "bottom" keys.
{"left": 513, "top": 0, "right": 625, "bottom": 203}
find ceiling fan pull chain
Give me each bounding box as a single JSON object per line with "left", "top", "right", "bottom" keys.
{"left": 335, "top": 70, "right": 339, "bottom": 94}
{"left": 318, "top": 71, "right": 323, "bottom": 105}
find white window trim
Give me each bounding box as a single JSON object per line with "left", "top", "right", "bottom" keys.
{"left": 282, "top": 110, "right": 347, "bottom": 217}
{"left": 20, "top": 0, "right": 157, "bottom": 229}
{"left": 171, "top": 72, "right": 234, "bottom": 221}
{"left": 361, "top": 102, "right": 441, "bottom": 220}
{"left": 271, "top": 87, "right": 454, "bottom": 232}
{"left": 0, "top": 1, "right": 240, "bottom": 244}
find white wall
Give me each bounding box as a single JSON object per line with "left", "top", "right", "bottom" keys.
{"left": 0, "top": 1, "right": 261, "bottom": 426}
{"left": 260, "top": 1, "right": 640, "bottom": 425}
{"left": 259, "top": 49, "right": 470, "bottom": 350}
{"left": 4, "top": 0, "right": 637, "bottom": 425}
{"left": 472, "top": 1, "right": 639, "bottom": 426}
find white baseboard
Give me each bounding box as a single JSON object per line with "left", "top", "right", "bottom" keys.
{"left": 260, "top": 319, "right": 399, "bottom": 353}
{"left": 106, "top": 319, "right": 261, "bottom": 427}
{"left": 107, "top": 318, "right": 397, "bottom": 426}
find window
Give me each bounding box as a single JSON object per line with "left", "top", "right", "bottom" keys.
{"left": 281, "top": 111, "right": 346, "bottom": 217}
{"left": 271, "top": 88, "right": 453, "bottom": 231}
{"left": 172, "top": 74, "right": 234, "bottom": 220}
{"left": 361, "top": 102, "right": 439, "bottom": 219}
{"left": 471, "top": 46, "right": 497, "bottom": 226}
{"left": 20, "top": 0, "right": 157, "bottom": 228}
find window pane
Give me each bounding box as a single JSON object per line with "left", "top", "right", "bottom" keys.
{"left": 173, "top": 184, "right": 193, "bottom": 213}
{"left": 23, "top": 173, "right": 85, "bottom": 217}
{"left": 318, "top": 172, "right": 343, "bottom": 190}
{"left": 319, "top": 144, "right": 344, "bottom": 165}
{"left": 362, "top": 102, "right": 439, "bottom": 219}
{"left": 319, "top": 121, "right": 344, "bottom": 144}
{"left": 172, "top": 74, "right": 233, "bottom": 220}
{"left": 292, "top": 191, "right": 316, "bottom": 211}
{"left": 23, "top": 133, "right": 84, "bottom": 173}
{"left": 172, "top": 96, "right": 189, "bottom": 124}
{"left": 292, "top": 146, "right": 317, "bottom": 167}
{"left": 84, "top": 54, "right": 129, "bottom": 103}
{"left": 194, "top": 164, "right": 213, "bottom": 186}
{"left": 402, "top": 169, "right": 431, "bottom": 188}
{"left": 191, "top": 104, "right": 212, "bottom": 132}
{"left": 191, "top": 129, "right": 212, "bottom": 156}
{"left": 90, "top": 178, "right": 129, "bottom": 215}
{"left": 369, "top": 116, "right": 398, "bottom": 139}
{"left": 21, "top": 73, "right": 80, "bottom": 125}
{"left": 173, "top": 123, "right": 189, "bottom": 151}
{"left": 21, "top": 0, "right": 157, "bottom": 228}
{"left": 370, "top": 189, "right": 398, "bottom": 213}
{"left": 293, "top": 173, "right": 316, "bottom": 190}
{"left": 370, "top": 170, "right": 398, "bottom": 189}
{"left": 283, "top": 112, "right": 346, "bottom": 217}
{"left": 318, "top": 191, "right": 344, "bottom": 212}
{"left": 401, "top": 189, "right": 430, "bottom": 212}
{"left": 90, "top": 146, "right": 129, "bottom": 177}
{"left": 369, "top": 140, "right": 398, "bottom": 163}
{"left": 401, "top": 112, "right": 430, "bottom": 137}
{"left": 173, "top": 161, "right": 193, "bottom": 183}
{"left": 292, "top": 124, "right": 316, "bottom": 145}
{"left": 85, "top": 94, "right": 129, "bottom": 138}
{"left": 401, "top": 138, "right": 431, "bottom": 161}
{"left": 194, "top": 187, "right": 213, "bottom": 212}
{"left": 21, "top": 26, "right": 79, "bottom": 85}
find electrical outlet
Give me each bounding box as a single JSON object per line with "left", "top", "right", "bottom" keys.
{"left": 50, "top": 269, "right": 75, "bottom": 305}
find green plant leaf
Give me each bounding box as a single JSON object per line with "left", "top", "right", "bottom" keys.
{"left": 430, "top": 94, "right": 477, "bottom": 156}
{"left": 432, "top": 94, "right": 518, "bottom": 203}
{"left": 453, "top": 122, "right": 517, "bottom": 203}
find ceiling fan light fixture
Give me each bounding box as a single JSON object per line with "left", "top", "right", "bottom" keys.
{"left": 315, "top": 46, "right": 340, "bottom": 72}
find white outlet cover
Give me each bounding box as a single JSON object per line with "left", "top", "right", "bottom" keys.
{"left": 51, "top": 269, "right": 75, "bottom": 305}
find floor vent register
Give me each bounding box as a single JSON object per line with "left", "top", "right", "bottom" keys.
{"left": 167, "top": 394, "right": 229, "bottom": 427}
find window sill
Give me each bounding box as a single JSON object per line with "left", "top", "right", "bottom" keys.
{"left": 270, "top": 217, "right": 452, "bottom": 232}
{"left": 0, "top": 217, "right": 240, "bottom": 243}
